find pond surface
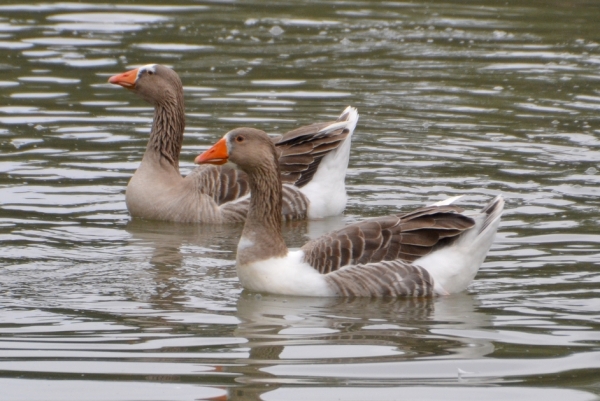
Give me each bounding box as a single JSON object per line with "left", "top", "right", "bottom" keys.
{"left": 1, "top": 0, "right": 600, "bottom": 400}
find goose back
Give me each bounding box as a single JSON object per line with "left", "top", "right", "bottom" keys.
{"left": 301, "top": 205, "right": 476, "bottom": 274}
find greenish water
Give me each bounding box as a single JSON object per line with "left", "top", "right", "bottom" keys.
{"left": 1, "top": 1, "right": 600, "bottom": 400}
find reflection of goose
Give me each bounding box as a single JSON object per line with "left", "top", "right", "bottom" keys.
{"left": 232, "top": 294, "right": 436, "bottom": 396}
{"left": 125, "top": 219, "right": 241, "bottom": 266}
{"left": 197, "top": 128, "right": 504, "bottom": 297}
{"left": 235, "top": 293, "right": 436, "bottom": 332}
{"left": 108, "top": 64, "right": 357, "bottom": 223}
{"left": 123, "top": 220, "right": 242, "bottom": 309}
{"left": 231, "top": 294, "right": 494, "bottom": 400}
{"left": 235, "top": 292, "right": 491, "bottom": 331}
{"left": 234, "top": 292, "right": 493, "bottom": 365}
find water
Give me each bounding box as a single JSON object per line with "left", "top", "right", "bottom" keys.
{"left": 1, "top": 0, "right": 600, "bottom": 400}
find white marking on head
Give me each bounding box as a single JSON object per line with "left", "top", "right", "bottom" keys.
{"left": 222, "top": 131, "right": 240, "bottom": 169}
{"left": 137, "top": 64, "right": 157, "bottom": 80}
{"left": 224, "top": 132, "right": 233, "bottom": 153}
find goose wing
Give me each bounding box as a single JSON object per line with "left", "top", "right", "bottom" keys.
{"left": 188, "top": 164, "right": 250, "bottom": 205}
{"left": 325, "top": 260, "right": 436, "bottom": 297}
{"left": 218, "top": 184, "right": 310, "bottom": 223}
{"left": 188, "top": 162, "right": 311, "bottom": 223}
{"left": 300, "top": 205, "right": 476, "bottom": 274}
{"left": 275, "top": 108, "right": 355, "bottom": 188}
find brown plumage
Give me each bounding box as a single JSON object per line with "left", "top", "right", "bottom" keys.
{"left": 301, "top": 206, "right": 475, "bottom": 274}
{"left": 108, "top": 64, "right": 356, "bottom": 223}
{"left": 275, "top": 121, "right": 351, "bottom": 187}
{"left": 326, "top": 260, "right": 435, "bottom": 297}
{"left": 196, "top": 126, "right": 504, "bottom": 298}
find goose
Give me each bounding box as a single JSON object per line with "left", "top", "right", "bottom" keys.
{"left": 108, "top": 64, "right": 357, "bottom": 223}
{"left": 195, "top": 128, "right": 504, "bottom": 297}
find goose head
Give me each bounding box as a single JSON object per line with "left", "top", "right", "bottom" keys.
{"left": 108, "top": 64, "right": 182, "bottom": 106}
{"left": 195, "top": 128, "right": 278, "bottom": 173}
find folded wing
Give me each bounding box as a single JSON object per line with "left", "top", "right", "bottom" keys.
{"left": 301, "top": 205, "right": 476, "bottom": 274}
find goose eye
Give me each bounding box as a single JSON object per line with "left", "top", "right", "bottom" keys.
{"left": 235, "top": 136, "right": 244, "bottom": 143}
{"left": 147, "top": 70, "right": 154, "bottom": 75}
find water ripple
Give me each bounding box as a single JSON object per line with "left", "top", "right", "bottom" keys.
{"left": 1, "top": 1, "right": 600, "bottom": 399}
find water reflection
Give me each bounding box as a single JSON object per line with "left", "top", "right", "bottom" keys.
{"left": 232, "top": 293, "right": 495, "bottom": 393}
{"left": 237, "top": 292, "right": 489, "bottom": 346}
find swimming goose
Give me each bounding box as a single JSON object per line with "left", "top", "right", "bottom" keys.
{"left": 108, "top": 64, "right": 357, "bottom": 223}
{"left": 195, "top": 128, "right": 504, "bottom": 297}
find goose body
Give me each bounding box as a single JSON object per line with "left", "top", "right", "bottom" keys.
{"left": 196, "top": 128, "right": 504, "bottom": 297}
{"left": 108, "top": 64, "right": 357, "bottom": 223}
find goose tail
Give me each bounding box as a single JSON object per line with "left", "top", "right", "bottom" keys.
{"left": 300, "top": 106, "right": 359, "bottom": 218}
{"left": 418, "top": 195, "right": 504, "bottom": 295}
{"left": 478, "top": 195, "right": 504, "bottom": 235}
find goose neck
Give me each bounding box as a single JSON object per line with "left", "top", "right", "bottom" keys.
{"left": 147, "top": 94, "right": 185, "bottom": 170}
{"left": 238, "top": 158, "right": 288, "bottom": 265}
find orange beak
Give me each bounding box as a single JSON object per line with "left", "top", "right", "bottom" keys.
{"left": 195, "top": 138, "right": 229, "bottom": 165}
{"left": 108, "top": 68, "right": 139, "bottom": 89}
